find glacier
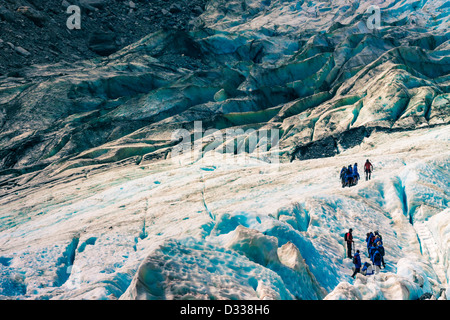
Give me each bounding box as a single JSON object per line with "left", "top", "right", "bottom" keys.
{"left": 0, "top": 0, "right": 449, "bottom": 300}
{"left": 0, "top": 125, "right": 448, "bottom": 300}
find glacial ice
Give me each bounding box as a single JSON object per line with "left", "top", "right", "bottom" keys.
{"left": 0, "top": 124, "right": 448, "bottom": 300}
{"left": 0, "top": 0, "right": 449, "bottom": 301}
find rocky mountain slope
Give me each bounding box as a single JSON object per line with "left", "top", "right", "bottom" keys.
{"left": 0, "top": 0, "right": 208, "bottom": 76}
{"left": 0, "top": 0, "right": 448, "bottom": 190}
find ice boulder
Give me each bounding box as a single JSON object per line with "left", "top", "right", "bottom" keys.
{"left": 323, "top": 281, "right": 363, "bottom": 300}
{"left": 277, "top": 241, "right": 327, "bottom": 299}
{"left": 121, "top": 237, "right": 294, "bottom": 300}
{"left": 225, "top": 225, "right": 280, "bottom": 267}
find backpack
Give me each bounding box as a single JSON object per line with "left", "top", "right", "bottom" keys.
{"left": 353, "top": 255, "right": 358, "bottom": 264}
{"left": 373, "top": 251, "right": 382, "bottom": 263}
{"left": 362, "top": 262, "right": 373, "bottom": 275}
{"left": 362, "top": 262, "right": 370, "bottom": 272}
{"left": 344, "top": 232, "right": 349, "bottom": 241}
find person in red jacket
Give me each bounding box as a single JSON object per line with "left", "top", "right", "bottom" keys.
{"left": 364, "top": 159, "right": 373, "bottom": 181}
{"left": 344, "top": 228, "right": 354, "bottom": 258}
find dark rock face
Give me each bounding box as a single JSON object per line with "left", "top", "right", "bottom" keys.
{"left": 88, "top": 31, "right": 118, "bottom": 56}
{"left": 0, "top": 0, "right": 208, "bottom": 74}
{"left": 292, "top": 136, "right": 338, "bottom": 162}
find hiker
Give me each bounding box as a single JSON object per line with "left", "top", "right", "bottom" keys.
{"left": 369, "top": 240, "right": 380, "bottom": 263}
{"left": 364, "top": 159, "right": 373, "bottom": 181}
{"left": 347, "top": 164, "right": 354, "bottom": 186}
{"left": 374, "top": 230, "right": 383, "bottom": 243}
{"left": 372, "top": 247, "right": 383, "bottom": 274}
{"left": 351, "top": 250, "right": 362, "bottom": 278}
{"left": 366, "top": 232, "right": 374, "bottom": 257}
{"left": 376, "top": 240, "right": 386, "bottom": 268}
{"left": 353, "top": 163, "right": 360, "bottom": 185}
{"left": 340, "top": 166, "right": 347, "bottom": 188}
{"left": 344, "top": 228, "right": 354, "bottom": 259}
{"left": 373, "top": 234, "right": 381, "bottom": 246}
{"left": 373, "top": 231, "right": 385, "bottom": 268}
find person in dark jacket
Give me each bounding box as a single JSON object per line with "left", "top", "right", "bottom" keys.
{"left": 366, "top": 232, "right": 374, "bottom": 257}
{"left": 345, "top": 228, "right": 354, "bottom": 258}
{"left": 346, "top": 165, "right": 354, "bottom": 186}
{"left": 340, "top": 166, "right": 347, "bottom": 187}
{"left": 351, "top": 250, "right": 362, "bottom": 278}
{"left": 353, "top": 163, "right": 360, "bottom": 185}
{"left": 374, "top": 231, "right": 385, "bottom": 268}
{"left": 364, "top": 159, "right": 373, "bottom": 181}
{"left": 376, "top": 240, "right": 386, "bottom": 268}
{"left": 372, "top": 247, "right": 383, "bottom": 274}
{"left": 369, "top": 242, "right": 378, "bottom": 262}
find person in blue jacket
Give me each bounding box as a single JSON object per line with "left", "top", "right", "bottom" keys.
{"left": 346, "top": 164, "right": 354, "bottom": 186}
{"left": 351, "top": 250, "right": 362, "bottom": 278}
{"left": 372, "top": 247, "right": 383, "bottom": 274}
{"left": 366, "top": 232, "right": 374, "bottom": 257}
{"left": 353, "top": 163, "right": 360, "bottom": 185}
{"left": 369, "top": 242, "right": 378, "bottom": 262}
